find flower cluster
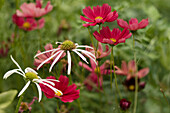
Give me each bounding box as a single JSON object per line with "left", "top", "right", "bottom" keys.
{"left": 12, "top": 0, "right": 53, "bottom": 31}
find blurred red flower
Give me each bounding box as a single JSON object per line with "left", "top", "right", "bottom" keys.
{"left": 0, "top": 41, "right": 9, "bottom": 57}
{"left": 80, "top": 4, "right": 118, "bottom": 27}
{"left": 12, "top": 14, "right": 44, "bottom": 31}
{"left": 40, "top": 75, "right": 80, "bottom": 103}
{"left": 16, "top": 0, "right": 53, "bottom": 18}
{"left": 117, "top": 18, "right": 149, "bottom": 31}
{"left": 120, "top": 99, "right": 131, "bottom": 110}
{"left": 93, "top": 26, "right": 132, "bottom": 46}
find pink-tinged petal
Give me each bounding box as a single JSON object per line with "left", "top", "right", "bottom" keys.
{"left": 138, "top": 18, "right": 149, "bottom": 29}
{"left": 117, "top": 19, "right": 129, "bottom": 29}
{"left": 105, "top": 11, "right": 118, "bottom": 22}
{"left": 79, "top": 62, "right": 92, "bottom": 72}
{"left": 45, "top": 1, "right": 53, "bottom": 13}
{"left": 100, "top": 26, "right": 112, "bottom": 39}
{"left": 37, "top": 18, "right": 45, "bottom": 29}
{"left": 36, "top": 0, "right": 42, "bottom": 8}
{"left": 39, "top": 83, "right": 55, "bottom": 98}
{"left": 56, "top": 75, "right": 69, "bottom": 91}
{"left": 83, "top": 22, "right": 97, "bottom": 27}
{"left": 98, "top": 42, "right": 103, "bottom": 52}
{"left": 80, "top": 15, "right": 94, "bottom": 22}
{"left": 93, "top": 31, "right": 103, "bottom": 42}
{"left": 83, "top": 6, "right": 95, "bottom": 20}
{"left": 16, "top": 10, "right": 25, "bottom": 17}
{"left": 119, "top": 28, "right": 132, "bottom": 39}
{"left": 93, "top": 5, "right": 101, "bottom": 17}
{"left": 128, "top": 60, "right": 136, "bottom": 73}
{"left": 102, "top": 39, "right": 114, "bottom": 45}
{"left": 129, "top": 18, "right": 138, "bottom": 25}
{"left": 89, "top": 58, "right": 96, "bottom": 71}
{"left": 101, "top": 4, "right": 111, "bottom": 18}
{"left": 129, "top": 24, "right": 138, "bottom": 31}
{"left": 121, "top": 61, "right": 128, "bottom": 73}
{"left": 115, "top": 66, "right": 127, "bottom": 75}
{"left": 138, "top": 68, "right": 149, "bottom": 78}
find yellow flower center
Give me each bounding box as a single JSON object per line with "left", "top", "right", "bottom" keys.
{"left": 55, "top": 90, "right": 63, "bottom": 96}
{"left": 23, "top": 22, "right": 31, "bottom": 28}
{"left": 94, "top": 67, "right": 100, "bottom": 74}
{"left": 25, "top": 72, "right": 38, "bottom": 81}
{"left": 129, "top": 85, "right": 135, "bottom": 91}
{"left": 110, "top": 38, "right": 116, "bottom": 43}
{"left": 60, "top": 40, "right": 76, "bottom": 50}
{"left": 95, "top": 16, "right": 103, "bottom": 20}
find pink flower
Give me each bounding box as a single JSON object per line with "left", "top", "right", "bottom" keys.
{"left": 117, "top": 18, "right": 149, "bottom": 31}
{"left": 79, "top": 59, "right": 112, "bottom": 91}
{"left": 120, "top": 99, "right": 131, "bottom": 110}
{"left": 80, "top": 4, "right": 118, "bottom": 27}
{"left": 93, "top": 26, "right": 132, "bottom": 46}
{"left": 40, "top": 75, "right": 80, "bottom": 103}
{"left": 84, "top": 73, "right": 103, "bottom": 91}
{"left": 16, "top": 0, "right": 53, "bottom": 18}
{"left": 19, "top": 97, "right": 38, "bottom": 113}
{"left": 115, "top": 60, "right": 149, "bottom": 80}
{"left": 86, "top": 42, "right": 111, "bottom": 59}
{"left": 12, "top": 14, "right": 44, "bottom": 31}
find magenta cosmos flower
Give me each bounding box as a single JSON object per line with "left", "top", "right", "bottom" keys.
{"left": 34, "top": 40, "right": 96, "bottom": 75}
{"left": 120, "top": 99, "right": 131, "bottom": 111}
{"left": 117, "top": 18, "right": 149, "bottom": 31}
{"left": 80, "top": 4, "right": 118, "bottom": 27}
{"left": 40, "top": 75, "right": 80, "bottom": 103}
{"left": 16, "top": 0, "right": 53, "bottom": 18}
{"left": 12, "top": 14, "right": 44, "bottom": 31}
{"left": 93, "top": 26, "right": 132, "bottom": 46}
{"left": 86, "top": 42, "right": 111, "bottom": 59}
{"left": 34, "top": 43, "right": 66, "bottom": 69}
{"left": 115, "top": 60, "right": 149, "bottom": 80}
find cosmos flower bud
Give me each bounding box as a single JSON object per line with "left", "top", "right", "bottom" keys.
{"left": 120, "top": 99, "right": 131, "bottom": 110}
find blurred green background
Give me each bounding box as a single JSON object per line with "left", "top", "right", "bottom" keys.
{"left": 0, "top": 0, "right": 169, "bottom": 113}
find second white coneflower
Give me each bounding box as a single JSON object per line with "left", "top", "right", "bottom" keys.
{"left": 34, "top": 40, "right": 97, "bottom": 75}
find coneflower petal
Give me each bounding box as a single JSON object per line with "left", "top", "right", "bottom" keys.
{"left": 25, "top": 67, "right": 38, "bottom": 75}
{"left": 18, "top": 81, "right": 31, "bottom": 97}
{"left": 67, "top": 51, "right": 71, "bottom": 75}
{"left": 34, "top": 48, "right": 60, "bottom": 58}
{"left": 34, "top": 82, "right": 42, "bottom": 102}
{"left": 3, "top": 69, "right": 25, "bottom": 79}
{"left": 72, "top": 50, "right": 89, "bottom": 64}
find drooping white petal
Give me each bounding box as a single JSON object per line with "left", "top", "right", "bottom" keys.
{"left": 40, "top": 79, "right": 55, "bottom": 86}
{"left": 72, "top": 50, "right": 89, "bottom": 64}
{"left": 74, "top": 49, "right": 96, "bottom": 58}
{"left": 77, "top": 45, "right": 94, "bottom": 49}
{"left": 49, "top": 51, "right": 64, "bottom": 72}
{"left": 67, "top": 51, "right": 71, "bottom": 75}
{"left": 34, "top": 48, "right": 60, "bottom": 58}
{"left": 18, "top": 81, "right": 31, "bottom": 97}
{"left": 46, "top": 79, "right": 60, "bottom": 82}
{"left": 55, "top": 42, "right": 62, "bottom": 45}
{"left": 37, "top": 50, "right": 62, "bottom": 70}
{"left": 3, "top": 69, "right": 25, "bottom": 79}
{"left": 10, "top": 55, "right": 25, "bottom": 75}
{"left": 83, "top": 52, "right": 97, "bottom": 65}
{"left": 34, "top": 82, "right": 42, "bottom": 102}
{"left": 35, "top": 80, "right": 63, "bottom": 95}
{"left": 25, "top": 67, "right": 38, "bottom": 75}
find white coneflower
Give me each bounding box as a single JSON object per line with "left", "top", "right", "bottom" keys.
{"left": 3, "top": 55, "right": 62, "bottom": 102}
{"left": 34, "top": 40, "right": 97, "bottom": 75}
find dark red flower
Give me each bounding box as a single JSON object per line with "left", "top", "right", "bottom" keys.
{"left": 12, "top": 14, "right": 44, "bottom": 31}
{"left": 117, "top": 18, "right": 149, "bottom": 31}
{"left": 0, "top": 41, "right": 9, "bottom": 57}
{"left": 120, "top": 99, "right": 131, "bottom": 110}
{"left": 80, "top": 4, "right": 118, "bottom": 27}
{"left": 40, "top": 75, "right": 80, "bottom": 103}
{"left": 93, "top": 26, "right": 132, "bottom": 46}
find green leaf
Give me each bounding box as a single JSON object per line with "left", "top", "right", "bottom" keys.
{"left": 0, "top": 0, "right": 4, "bottom": 10}
{"left": 0, "top": 90, "right": 18, "bottom": 109}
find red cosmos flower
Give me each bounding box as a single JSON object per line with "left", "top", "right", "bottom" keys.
{"left": 12, "top": 14, "right": 44, "bottom": 31}
{"left": 93, "top": 26, "right": 132, "bottom": 46}
{"left": 16, "top": 0, "right": 53, "bottom": 18}
{"left": 40, "top": 75, "right": 80, "bottom": 103}
{"left": 86, "top": 42, "right": 111, "bottom": 59}
{"left": 117, "top": 18, "right": 149, "bottom": 31}
{"left": 80, "top": 4, "right": 118, "bottom": 27}
{"left": 34, "top": 44, "right": 66, "bottom": 69}
{"left": 120, "top": 99, "right": 131, "bottom": 110}
{"left": 115, "top": 60, "right": 149, "bottom": 80}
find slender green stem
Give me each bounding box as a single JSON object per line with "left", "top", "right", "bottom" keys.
{"left": 133, "top": 33, "right": 138, "bottom": 113}
{"left": 110, "top": 47, "right": 113, "bottom": 89}
{"left": 69, "top": 74, "right": 73, "bottom": 84}
{"left": 39, "top": 102, "right": 46, "bottom": 113}
{"left": 38, "top": 29, "right": 42, "bottom": 49}
{"left": 56, "top": 99, "right": 60, "bottom": 113}
{"left": 77, "top": 99, "right": 83, "bottom": 113}
{"left": 87, "top": 28, "right": 95, "bottom": 49}
{"left": 160, "top": 88, "right": 170, "bottom": 106}
{"left": 15, "top": 93, "right": 24, "bottom": 113}
{"left": 112, "top": 46, "right": 122, "bottom": 98}
{"left": 15, "top": 0, "right": 20, "bottom": 9}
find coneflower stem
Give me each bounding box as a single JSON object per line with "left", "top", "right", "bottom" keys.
{"left": 15, "top": 93, "right": 25, "bottom": 113}
{"left": 160, "top": 88, "right": 170, "bottom": 106}
{"left": 112, "top": 46, "right": 122, "bottom": 98}
{"left": 133, "top": 33, "right": 138, "bottom": 113}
